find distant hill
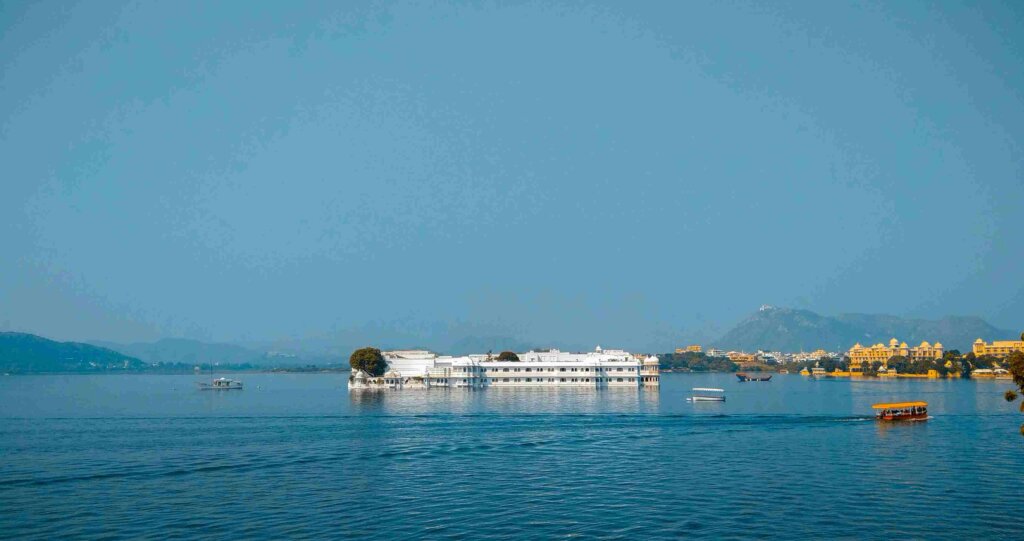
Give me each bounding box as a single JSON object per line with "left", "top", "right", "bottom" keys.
{"left": 711, "top": 307, "right": 1013, "bottom": 353}
{"left": 0, "top": 332, "right": 146, "bottom": 373}
{"left": 89, "top": 338, "right": 269, "bottom": 366}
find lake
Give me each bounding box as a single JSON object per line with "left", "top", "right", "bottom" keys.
{"left": 0, "top": 373, "right": 1021, "bottom": 539}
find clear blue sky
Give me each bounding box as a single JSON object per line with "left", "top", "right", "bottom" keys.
{"left": 2, "top": 0, "right": 1022, "bottom": 352}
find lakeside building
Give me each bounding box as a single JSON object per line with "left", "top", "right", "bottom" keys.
{"left": 848, "top": 338, "right": 943, "bottom": 374}
{"left": 705, "top": 348, "right": 727, "bottom": 358}
{"left": 675, "top": 344, "right": 703, "bottom": 354}
{"left": 726, "top": 351, "right": 758, "bottom": 366}
{"left": 382, "top": 350, "right": 439, "bottom": 374}
{"left": 351, "top": 347, "right": 660, "bottom": 390}
{"left": 972, "top": 338, "right": 1024, "bottom": 358}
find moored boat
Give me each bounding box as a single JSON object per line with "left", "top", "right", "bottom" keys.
{"left": 872, "top": 401, "right": 927, "bottom": 421}
{"left": 197, "top": 377, "right": 243, "bottom": 390}
{"left": 736, "top": 372, "right": 772, "bottom": 382}
{"left": 688, "top": 387, "right": 726, "bottom": 402}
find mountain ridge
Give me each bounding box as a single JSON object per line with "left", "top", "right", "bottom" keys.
{"left": 87, "top": 338, "right": 336, "bottom": 366}
{"left": 710, "top": 307, "right": 1014, "bottom": 353}
{"left": 1, "top": 332, "right": 146, "bottom": 373}
{"left": 89, "top": 338, "right": 266, "bottom": 365}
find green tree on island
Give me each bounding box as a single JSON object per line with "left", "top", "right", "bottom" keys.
{"left": 939, "top": 350, "right": 962, "bottom": 377}
{"left": 1001, "top": 332, "right": 1024, "bottom": 435}
{"left": 887, "top": 355, "right": 910, "bottom": 374}
{"left": 960, "top": 352, "right": 976, "bottom": 378}
{"left": 349, "top": 347, "right": 387, "bottom": 376}
{"left": 497, "top": 351, "right": 520, "bottom": 362}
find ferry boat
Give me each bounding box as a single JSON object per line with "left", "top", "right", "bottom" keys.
{"left": 687, "top": 388, "right": 726, "bottom": 402}
{"left": 736, "top": 372, "right": 772, "bottom": 382}
{"left": 872, "top": 401, "right": 927, "bottom": 421}
{"left": 197, "top": 377, "right": 243, "bottom": 390}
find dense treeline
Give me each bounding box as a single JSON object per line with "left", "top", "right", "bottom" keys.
{"left": 658, "top": 352, "right": 738, "bottom": 372}
{"left": 1000, "top": 333, "right": 1024, "bottom": 435}
{"left": 661, "top": 348, "right": 1017, "bottom": 377}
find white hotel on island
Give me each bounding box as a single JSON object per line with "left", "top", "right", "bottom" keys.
{"left": 349, "top": 346, "right": 660, "bottom": 390}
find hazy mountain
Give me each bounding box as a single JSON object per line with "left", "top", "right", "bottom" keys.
{"left": 90, "top": 337, "right": 345, "bottom": 367}
{"left": 89, "top": 338, "right": 269, "bottom": 366}
{"left": 711, "top": 307, "right": 1013, "bottom": 353}
{"left": 1, "top": 332, "right": 146, "bottom": 373}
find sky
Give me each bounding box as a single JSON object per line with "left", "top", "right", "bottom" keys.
{"left": 1, "top": 0, "right": 1022, "bottom": 353}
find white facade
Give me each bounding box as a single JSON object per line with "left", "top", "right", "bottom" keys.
{"left": 354, "top": 347, "right": 660, "bottom": 390}
{"left": 382, "top": 350, "right": 438, "bottom": 376}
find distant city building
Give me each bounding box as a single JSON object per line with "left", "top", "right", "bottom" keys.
{"left": 675, "top": 344, "right": 702, "bottom": 354}
{"left": 848, "top": 338, "right": 943, "bottom": 373}
{"left": 789, "top": 350, "right": 833, "bottom": 363}
{"left": 705, "top": 348, "right": 727, "bottom": 358}
{"left": 757, "top": 350, "right": 780, "bottom": 364}
{"left": 973, "top": 338, "right": 1024, "bottom": 358}
{"left": 726, "top": 351, "right": 757, "bottom": 365}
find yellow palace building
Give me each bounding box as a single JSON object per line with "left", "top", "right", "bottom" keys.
{"left": 848, "top": 338, "right": 943, "bottom": 373}
{"left": 973, "top": 338, "right": 1024, "bottom": 358}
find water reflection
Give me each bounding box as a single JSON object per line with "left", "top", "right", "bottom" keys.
{"left": 873, "top": 417, "right": 930, "bottom": 438}
{"left": 348, "top": 386, "right": 660, "bottom": 415}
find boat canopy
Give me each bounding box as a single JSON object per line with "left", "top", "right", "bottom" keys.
{"left": 872, "top": 401, "right": 927, "bottom": 409}
{"left": 692, "top": 387, "right": 724, "bottom": 392}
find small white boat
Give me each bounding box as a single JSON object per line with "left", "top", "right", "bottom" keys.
{"left": 688, "top": 387, "right": 725, "bottom": 402}
{"left": 197, "top": 377, "right": 243, "bottom": 390}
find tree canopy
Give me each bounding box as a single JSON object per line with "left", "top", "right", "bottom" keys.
{"left": 497, "top": 351, "right": 520, "bottom": 362}
{"left": 1008, "top": 350, "right": 1024, "bottom": 390}
{"left": 660, "top": 352, "right": 738, "bottom": 372}
{"left": 349, "top": 347, "right": 387, "bottom": 376}
{"left": 1002, "top": 343, "right": 1024, "bottom": 435}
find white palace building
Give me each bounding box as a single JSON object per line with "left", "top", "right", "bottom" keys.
{"left": 349, "top": 347, "right": 660, "bottom": 390}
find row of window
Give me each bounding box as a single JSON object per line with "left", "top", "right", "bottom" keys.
{"left": 457, "top": 377, "right": 639, "bottom": 384}
{"left": 462, "top": 366, "right": 636, "bottom": 373}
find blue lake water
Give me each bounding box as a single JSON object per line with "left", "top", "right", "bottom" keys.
{"left": 1, "top": 373, "right": 1021, "bottom": 539}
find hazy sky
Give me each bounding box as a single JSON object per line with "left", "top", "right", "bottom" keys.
{"left": 2, "top": 0, "right": 1022, "bottom": 351}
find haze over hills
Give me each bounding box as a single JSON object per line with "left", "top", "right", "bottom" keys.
{"left": 710, "top": 307, "right": 1014, "bottom": 353}
{"left": 88, "top": 338, "right": 335, "bottom": 367}
{"left": 1, "top": 305, "right": 1016, "bottom": 374}
{"left": 89, "top": 338, "right": 267, "bottom": 366}
{"left": 0, "top": 332, "right": 146, "bottom": 373}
